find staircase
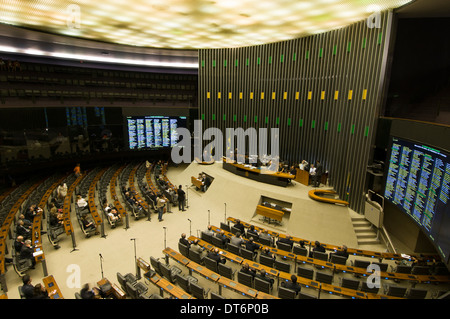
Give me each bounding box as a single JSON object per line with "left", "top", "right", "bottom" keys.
{"left": 351, "top": 215, "right": 380, "bottom": 246}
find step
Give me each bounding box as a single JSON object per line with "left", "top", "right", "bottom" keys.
{"left": 356, "top": 231, "right": 378, "bottom": 239}
{"left": 358, "top": 238, "right": 380, "bottom": 245}
{"left": 353, "top": 221, "right": 372, "bottom": 228}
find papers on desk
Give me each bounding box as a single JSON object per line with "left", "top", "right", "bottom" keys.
{"left": 33, "top": 250, "right": 43, "bottom": 257}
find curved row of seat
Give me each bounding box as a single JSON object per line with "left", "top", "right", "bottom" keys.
{"left": 217, "top": 222, "right": 450, "bottom": 286}
{"left": 226, "top": 217, "right": 442, "bottom": 263}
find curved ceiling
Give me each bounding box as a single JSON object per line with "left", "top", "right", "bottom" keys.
{"left": 0, "top": 0, "right": 413, "bottom": 50}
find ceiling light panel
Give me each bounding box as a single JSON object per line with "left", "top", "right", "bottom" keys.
{"left": 0, "top": 0, "right": 413, "bottom": 49}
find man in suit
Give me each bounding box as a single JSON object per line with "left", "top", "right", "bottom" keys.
{"left": 207, "top": 248, "right": 226, "bottom": 265}
{"left": 215, "top": 229, "right": 229, "bottom": 246}
{"left": 234, "top": 219, "right": 245, "bottom": 234}
{"left": 20, "top": 239, "right": 36, "bottom": 269}
{"left": 314, "top": 160, "right": 324, "bottom": 187}
{"left": 21, "top": 275, "right": 35, "bottom": 299}
{"left": 240, "top": 263, "right": 256, "bottom": 277}
{"left": 255, "top": 269, "right": 274, "bottom": 288}
{"left": 177, "top": 185, "right": 186, "bottom": 211}
{"left": 282, "top": 275, "right": 301, "bottom": 295}
{"left": 245, "top": 237, "right": 260, "bottom": 254}
{"left": 230, "top": 232, "right": 245, "bottom": 247}
{"left": 309, "top": 240, "right": 326, "bottom": 257}
{"left": 179, "top": 233, "right": 191, "bottom": 248}
{"left": 330, "top": 245, "right": 348, "bottom": 261}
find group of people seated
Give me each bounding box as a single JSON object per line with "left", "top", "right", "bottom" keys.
{"left": 0, "top": 58, "right": 21, "bottom": 72}
{"left": 20, "top": 275, "right": 57, "bottom": 299}
{"left": 102, "top": 199, "right": 122, "bottom": 226}
{"left": 194, "top": 173, "right": 212, "bottom": 192}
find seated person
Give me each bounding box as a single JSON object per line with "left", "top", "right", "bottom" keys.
{"left": 245, "top": 237, "right": 260, "bottom": 254}
{"left": 215, "top": 230, "right": 229, "bottom": 246}
{"left": 204, "top": 225, "right": 214, "bottom": 236}
{"left": 14, "top": 235, "right": 25, "bottom": 254}
{"left": 108, "top": 208, "right": 121, "bottom": 224}
{"left": 233, "top": 219, "right": 245, "bottom": 234}
{"left": 240, "top": 263, "right": 256, "bottom": 278}
{"left": 81, "top": 215, "right": 98, "bottom": 234}
{"left": 255, "top": 269, "right": 274, "bottom": 287}
{"left": 179, "top": 233, "right": 191, "bottom": 248}
{"left": 261, "top": 247, "right": 276, "bottom": 260}
{"left": 230, "top": 232, "right": 245, "bottom": 247}
{"left": 18, "top": 214, "right": 32, "bottom": 229}
{"left": 259, "top": 229, "right": 272, "bottom": 243}
{"left": 309, "top": 240, "right": 326, "bottom": 257}
{"left": 329, "top": 245, "right": 348, "bottom": 261}
{"left": 281, "top": 275, "right": 301, "bottom": 295}
{"left": 189, "top": 239, "right": 204, "bottom": 255}
{"left": 80, "top": 283, "right": 102, "bottom": 299}
{"left": 21, "top": 275, "right": 36, "bottom": 299}
{"left": 207, "top": 248, "right": 226, "bottom": 265}
{"left": 76, "top": 195, "right": 90, "bottom": 213}
{"left": 31, "top": 283, "right": 51, "bottom": 299}
{"left": 16, "top": 220, "right": 31, "bottom": 240}
{"left": 246, "top": 225, "right": 259, "bottom": 238}
{"left": 19, "top": 239, "right": 38, "bottom": 269}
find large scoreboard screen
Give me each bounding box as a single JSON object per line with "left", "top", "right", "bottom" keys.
{"left": 384, "top": 136, "right": 450, "bottom": 262}
{"left": 126, "top": 115, "right": 187, "bottom": 150}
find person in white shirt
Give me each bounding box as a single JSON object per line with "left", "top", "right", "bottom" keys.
{"left": 157, "top": 196, "right": 166, "bottom": 222}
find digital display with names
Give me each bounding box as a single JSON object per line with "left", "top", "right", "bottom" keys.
{"left": 127, "top": 116, "right": 186, "bottom": 150}
{"left": 384, "top": 137, "right": 450, "bottom": 262}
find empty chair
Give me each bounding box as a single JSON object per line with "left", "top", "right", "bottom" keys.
{"left": 211, "top": 235, "right": 225, "bottom": 249}
{"left": 150, "top": 256, "right": 163, "bottom": 276}
{"left": 405, "top": 288, "right": 427, "bottom": 299}
{"left": 226, "top": 243, "right": 241, "bottom": 255}
{"left": 189, "top": 249, "right": 204, "bottom": 265}
{"left": 277, "top": 241, "right": 292, "bottom": 252}
{"left": 117, "top": 272, "right": 128, "bottom": 292}
{"left": 411, "top": 265, "right": 430, "bottom": 275}
{"left": 211, "top": 291, "right": 226, "bottom": 299}
{"left": 278, "top": 286, "right": 297, "bottom": 299}
{"left": 240, "top": 247, "right": 256, "bottom": 261}
{"left": 178, "top": 242, "right": 190, "bottom": 258}
{"left": 159, "top": 262, "right": 181, "bottom": 283}
{"left": 190, "top": 282, "right": 209, "bottom": 299}
{"left": 174, "top": 273, "right": 191, "bottom": 293}
{"left": 218, "top": 263, "right": 235, "bottom": 280}
{"left": 237, "top": 271, "right": 254, "bottom": 288}
{"left": 298, "top": 291, "right": 317, "bottom": 299}
{"left": 259, "top": 254, "right": 274, "bottom": 268}
{"left": 371, "top": 262, "right": 389, "bottom": 272}
{"left": 258, "top": 236, "right": 273, "bottom": 247}
{"left": 274, "top": 259, "right": 291, "bottom": 273}
{"left": 220, "top": 222, "right": 230, "bottom": 232}
{"left": 315, "top": 271, "right": 333, "bottom": 285}
{"left": 340, "top": 278, "right": 360, "bottom": 290}
{"left": 293, "top": 245, "right": 308, "bottom": 257}
{"left": 313, "top": 251, "right": 329, "bottom": 262}
{"left": 330, "top": 254, "right": 347, "bottom": 265}
{"left": 201, "top": 231, "right": 213, "bottom": 244}
{"left": 203, "top": 256, "right": 219, "bottom": 273}
{"left": 395, "top": 265, "right": 412, "bottom": 274}
{"left": 254, "top": 277, "right": 271, "bottom": 294}
{"left": 353, "top": 259, "right": 371, "bottom": 270}
{"left": 360, "top": 281, "right": 379, "bottom": 294}
{"left": 384, "top": 285, "right": 407, "bottom": 298}
{"left": 297, "top": 266, "right": 314, "bottom": 280}
{"left": 126, "top": 281, "right": 139, "bottom": 299}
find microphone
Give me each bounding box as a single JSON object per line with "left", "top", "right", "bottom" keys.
{"left": 99, "top": 253, "right": 103, "bottom": 259}
{"left": 188, "top": 219, "right": 191, "bottom": 222}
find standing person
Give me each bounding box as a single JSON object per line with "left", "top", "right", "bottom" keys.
{"left": 74, "top": 163, "right": 81, "bottom": 177}
{"left": 177, "top": 185, "right": 186, "bottom": 211}
{"left": 309, "top": 164, "right": 316, "bottom": 186}
{"left": 157, "top": 195, "right": 166, "bottom": 222}
{"left": 314, "top": 160, "right": 323, "bottom": 187}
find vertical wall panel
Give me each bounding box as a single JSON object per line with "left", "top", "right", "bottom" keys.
{"left": 198, "top": 11, "right": 393, "bottom": 214}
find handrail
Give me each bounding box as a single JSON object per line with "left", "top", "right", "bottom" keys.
{"left": 380, "top": 226, "right": 397, "bottom": 255}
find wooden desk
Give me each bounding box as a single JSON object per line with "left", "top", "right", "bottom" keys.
{"left": 97, "top": 278, "right": 126, "bottom": 299}
{"left": 163, "top": 247, "right": 192, "bottom": 266}
{"left": 217, "top": 276, "right": 258, "bottom": 298}
{"left": 255, "top": 205, "right": 284, "bottom": 223}
{"left": 148, "top": 272, "right": 195, "bottom": 299}
{"left": 42, "top": 275, "right": 64, "bottom": 299}
{"left": 295, "top": 168, "right": 310, "bottom": 186}
{"left": 222, "top": 160, "right": 295, "bottom": 187}
{"left": 191, "top": 176, "right": 204, "bottom": 189}
{"left": 308, "top": 189, "right": 349, "bottom": 206}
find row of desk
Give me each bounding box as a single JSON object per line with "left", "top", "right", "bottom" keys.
{"left": 62, "top": 173, "right": 85, "bottom": 235}
{"left": 308, "top": 189, "right": 349, "bottom": 206}
{"left": 162, "top": 247, "right": 277, "bottom": 299}
{"left": 211, "top": 224, "right": 450, "bottom": 285}
{"left": 88, "top": 168, "right": 107, "bottom": 226}
{"left": 189, "top": 235, "right": 403, "bottom": 299}
{"left": 0, "top": 180, "right": 42, "bottom": 275}
{"left": 226, "top": 217, "right": 440, "bottom": 264}
{"left": 222, "top": 160, "right": 295, "bottom": 187}
{"left": 110, "top": 165, "right": 127, "bottom": 219}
